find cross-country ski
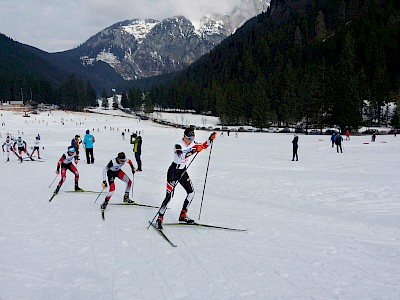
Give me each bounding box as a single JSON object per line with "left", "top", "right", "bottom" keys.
{"left": 162, "top": 222, "right": 247, "bottom": 232}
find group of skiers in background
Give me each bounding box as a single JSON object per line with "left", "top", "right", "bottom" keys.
{"left": 2, "top": 133, "right": 43, "bottom": 162}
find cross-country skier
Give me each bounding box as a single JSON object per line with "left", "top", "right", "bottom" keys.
{"left": 100, "top": 152, "right": 136, "bottom": 211}
{"left": 13, "top": 137, "right": 33, "bottom": 162}
{"left": 53, "top": 146, "right": 83, "bottom": 195}
{"left": 2, "top": 136, "right": 14, "bottom": 161}
{"left": 31, "top": 136, "right": 43, "bottom": 159}
{"left": 156, "top": 128, "right": 216, "bottom": 229}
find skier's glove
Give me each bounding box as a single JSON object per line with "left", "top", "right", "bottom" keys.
{"left": 102, "top": 181, "right": 107, "bottom": 189}
{"left": 55, "top": 170, "right": 59, "bottom": 175}
{"left": 131, "top": 166, "right": 135, "bottom": 174}
{"left": 209, "top": 132, "right": 216, "bottom": 142}
{"left": 192, "top": 144, "right": 205, "bottom": 153}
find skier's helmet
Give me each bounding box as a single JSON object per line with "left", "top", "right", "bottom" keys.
{"left": 184, "top": 128, "right": 195, "bottom": 141}
{"left": 117, "top": 152, "right": 126, "bottom": 162}
{"left": 67, "top": 146, "right": 75, "bottom": 153}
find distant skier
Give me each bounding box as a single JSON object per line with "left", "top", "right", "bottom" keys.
{"left": 335, "top": 133, "right": 343, "bottom": 153}
{"left": 156, "top": 128, "right": 216, "bottom": 229}
{"left": 13, "top": 137, "right": 33, "bottom": 162}
{"left": 330, "top": 132, "right": 336, "bottom": 148}
{"left": 292, "top": 134, "right": 299, "bottom": 161}
{"left": 53, "top": 146, "right": 83, "bottom": 195}
{"left": 345, "top": 130, "right": 350, "bottom": 141}
{"left": 30, "top": 136, "right": 43, "bottom": 159}
{"left": 2, "top": 136, "right": 14, "bottom": 161}
{"left": 100, "top": 152, "right": 136, "bottom": 211}
{"left": 371, "top": 133, "right": 376, "bottom": 142}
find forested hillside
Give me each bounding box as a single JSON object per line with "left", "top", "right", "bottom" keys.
{"left": 0, "top": 34, "right": 97, "bottom": 109}
{"left": 148, "top": 0, "right": 400, "bottom": 129}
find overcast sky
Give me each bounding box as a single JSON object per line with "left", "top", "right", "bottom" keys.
{"left": 0, "top": 0, "right": 241, "bottom": 53}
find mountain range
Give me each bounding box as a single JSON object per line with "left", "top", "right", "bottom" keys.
{"left": 1, "top": 1, "right": 270, "bottom": 93}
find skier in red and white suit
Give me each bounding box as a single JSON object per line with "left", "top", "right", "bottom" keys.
{"left": 2, "top": 136, "right": 14, "bottom": 161}
{"left": 100, "top": 152, "right": 136, "bottom": 210}
{"left": 53, "top": 146, "right": 82, "bottom": 194}
{"left": 13, "top": 136, "right": 33, "bottom": 162}
{"left": 156, "top": 128, "right": 216, "bottom": 229}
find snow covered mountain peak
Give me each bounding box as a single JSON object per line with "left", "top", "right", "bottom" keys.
{"left": 121, "top": 19, "right": 159, "bottom": 44}
{"left": 74, "top": 0, "right": 270, "bottom": 80}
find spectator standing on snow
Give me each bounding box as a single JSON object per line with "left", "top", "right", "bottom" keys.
{"left": 131, "top": 133, "right": 143, "bottom": 171}
{"left": 331, "top": 132, "right": 336, "bottom": 148}
{"left": 371, "top": 133, "right": 376, "bottom": 142}
{"left": 292, "top": 134, "right": 299, "bottom": 161}
{"left": 335, "top": 133, "right": 343, "bottom": 153}
{"left": 83, "top": 130, "right": 95, "bottom": 164}
{"left": 71, "top": 135, "right": 82, "bottom": 161}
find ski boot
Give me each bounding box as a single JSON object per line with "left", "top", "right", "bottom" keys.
{"left": 156, "top": 214, "right": 164, "bottom": 230}
{"left": 29, "top": 155, "right": 34, "bottom": 161}
{"left": 179, "top": 209, "right": 195, "bottom": 224}
{"left": 74, "top": 183, "right": 84, "bottom": 192}
{"left": 123, "top": 193, "right": 134, "bottom": 204}
{"left": 7, "top": 158, "right": 9, "bottom": 162}
{"left": 54, "top": 186, "right": 60, "bottom": 195}
{"left": 100, "top": 200, "right": 108, "bottom": 211}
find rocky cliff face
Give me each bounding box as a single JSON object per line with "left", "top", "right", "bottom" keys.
{"left": 64, "top": 0, "right": 270, "bottom": 81}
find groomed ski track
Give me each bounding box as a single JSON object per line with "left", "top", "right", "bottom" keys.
{"left": 1, "top": 109, "right": 400, "bottom": 299}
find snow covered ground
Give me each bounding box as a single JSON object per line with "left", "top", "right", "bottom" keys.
{"left": 0, "top": 109, "right": 399, "bottom": 299}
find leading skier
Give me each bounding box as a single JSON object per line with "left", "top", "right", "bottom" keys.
{"left": 156, "top": 128, "right": 216, "bottom": 229}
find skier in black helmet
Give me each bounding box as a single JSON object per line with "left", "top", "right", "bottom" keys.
{"left": 100, "top": 152, "right": 136, "bottom": 211}
{"left": 156, "top": 128, "right": 216, "bottom": 229}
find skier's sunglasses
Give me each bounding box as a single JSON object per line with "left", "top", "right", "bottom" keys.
{"left": 185, "top": 135, "right": 195, "bottom": 141}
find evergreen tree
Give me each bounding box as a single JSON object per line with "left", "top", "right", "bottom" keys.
{"left": 120, "top": 91, "right": 129, "bottom": 108}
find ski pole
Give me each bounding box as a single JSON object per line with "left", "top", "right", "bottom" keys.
{"left": 131, "top": 170, "right": 135, "bottom": 199}
{"left": 94, "top": 187, "right": 106, "bottom": 204}
{"left": 198, "top": 141, "right": 213, "bottom": 220}
{"left": 147, "top": 152, "right": 199, "bottom": 229}
{"left": 48, "top": 174, "right": 59, "bottom": 188}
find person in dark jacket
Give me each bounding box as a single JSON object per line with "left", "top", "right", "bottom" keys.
{"left": 330, "top": 133, "right": 336, "bottom": 148}
{"left": 292, "top": 134, "right": 299, "bottom": 161}
{"left": 71, "top": 135, "right": 82, "bottom": 160}
{"left": 335, "top": 133, "right": 343, "bottom": 153}
{"left": 132, "top": 133, "right": 142, "bottom": 171}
